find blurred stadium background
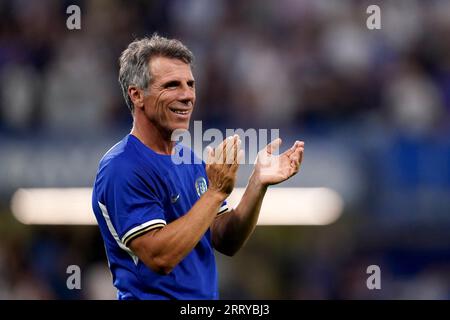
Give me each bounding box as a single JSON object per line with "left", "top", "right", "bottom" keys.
{"left": 1, "top": 0, "right": 450, "bottom": 299}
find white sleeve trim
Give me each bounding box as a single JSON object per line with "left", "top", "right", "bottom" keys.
{"left": 121, "top": 219, "right": 166, "bottom": 245}
{"left": 98, "top": 201, "right": 139, "bottom": 265}
{"left": 217, "top": 203, "right": 229, "bottom": 216}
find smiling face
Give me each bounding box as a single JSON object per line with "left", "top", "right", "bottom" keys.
{"left": 142, "top": 56, "right": 195, "bottom": 134}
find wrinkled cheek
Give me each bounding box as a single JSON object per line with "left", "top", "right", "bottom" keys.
{"left": 154, "top": 103, "right": 168, "bottom": 123}
{"left": 163, "top": 108, "right": 173, "bottom": 123}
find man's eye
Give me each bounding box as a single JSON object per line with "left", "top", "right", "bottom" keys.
{"left": 164, "top": 81, "right": 179, "bottom": 89}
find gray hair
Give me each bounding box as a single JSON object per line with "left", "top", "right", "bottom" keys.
{"left": 118, "top": 34, "right": 194, "bottom": 112}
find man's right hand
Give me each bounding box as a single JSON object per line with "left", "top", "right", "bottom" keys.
{"left": 205, "top": 135, "right": 243, "bottom": 199}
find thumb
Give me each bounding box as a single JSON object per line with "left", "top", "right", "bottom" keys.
{"left": 266, "top": 138, "right": 282, "bottom": 155}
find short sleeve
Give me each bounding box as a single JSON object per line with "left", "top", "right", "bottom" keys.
{"left": 102, "top": 165, "right": 166, "bottom": 247}
{"left": 217, "top": 200, "right": 229, "bottom": 217}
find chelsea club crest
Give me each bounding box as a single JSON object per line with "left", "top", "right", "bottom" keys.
{"left": 195, "top": 177, "right": 208, "bottom": 197}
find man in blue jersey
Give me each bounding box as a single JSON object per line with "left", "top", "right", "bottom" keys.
{"left": 92, "top": 34, "right": 305, "bottom": 299}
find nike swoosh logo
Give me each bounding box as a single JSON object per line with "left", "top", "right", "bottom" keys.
{"left": 171, "top": 194, "right": 180, "bottom": 203}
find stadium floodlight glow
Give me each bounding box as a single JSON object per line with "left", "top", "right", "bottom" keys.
{"left": 227, "top": 187, "right": 343, "bottom": 225}
{"left": 10, "top": 187, "right": 343, "bottom": 226}
{"left": 11, "top": 188, "right": 97, "bottom": 225}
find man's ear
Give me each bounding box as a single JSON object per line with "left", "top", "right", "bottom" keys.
{"left": 128, "top": 86, "right": 145, "bottom": 110}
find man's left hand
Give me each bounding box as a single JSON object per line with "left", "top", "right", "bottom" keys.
{"left": 253, "top": 138, "right": 304, "bottom": 187}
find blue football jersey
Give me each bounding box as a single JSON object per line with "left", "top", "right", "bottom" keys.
{"left": 92, "top": 134, "right": 228, "bottom": 300}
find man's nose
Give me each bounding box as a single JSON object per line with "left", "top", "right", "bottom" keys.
{"left": 179, "top": 85, "right": 195, "bottom": 104}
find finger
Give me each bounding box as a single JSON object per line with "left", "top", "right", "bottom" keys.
{"left": 289, "top": 146, "right": 303, "bottom": 162}
{"left": 234, "top": 137, "right": 241, "bottom": 164}
{"left": 205, "top": 146, "right": 214, "bottom": 165}
{"left": 266, "top": 138, "right": 282, "bottom": 155}
{"left": 231, "top": 149, "right": 244, "bottom": 173}
{"left": 298, "top": 146, "right": 304, "bottom": 163}
{"left": 215, "top": 137, "right": 228, "bottom": 164}
{"left": 224, "top": 135, "right": 239, "bottom": 165}
{"left": 298, "top": 148, "right": 304, "bottom": 167}
{"left": 282, "top": 144, "right": 296, "bottom": 157}
{"left": 237, "top": 148, "right": 244, "bottom": 165}
{"left": 224, "top": 136, "right": 236, "bottom": 165}
{"left": 283, "top": 140, "right": 305, "bottom": 156}
{"left": 229, "top": 135, "right": 240, "bottom": 165}
{"left": 291, "top": 147, "right": 304, "bottom": 172}
{"left": 289, "top": 142, "right": 304, "bottom": 157}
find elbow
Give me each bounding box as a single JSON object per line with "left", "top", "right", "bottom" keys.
{"left": 217, "top": 244, "right": 240, "bottom": 257}
{"left": 213, "top": 237, "right": 243, "bottom": 257}
{"left": 222, "top": 250, "right": 237, "bottom": 257}
{"left": 128, "top": 232, "right": 180, "bottom": 275}
{"left": 150, "top": 265, "right": 173, "bottom": 276}
{"left": 142, "top": 255, "right": 176, "bottom": 275}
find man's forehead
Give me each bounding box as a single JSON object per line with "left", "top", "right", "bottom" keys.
{"left": 149, "top": 56, "right": 193, "bottom": 80}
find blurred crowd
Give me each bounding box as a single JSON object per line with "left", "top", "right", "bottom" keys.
{"left": 1, "top": 0, "right": 450, "bottom": 133}
{"left": 0, "top": 0, "right": 450, "bottom": 299}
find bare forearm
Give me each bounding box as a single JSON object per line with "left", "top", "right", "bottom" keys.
{"left": 212, "top": 138, "right": 305, "bottom": 256}
{"left": 131, "top": 189, "right": 225, "bottom": 273}
{"left": 212, "top": 172, "right": 267, "bottom": 255}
